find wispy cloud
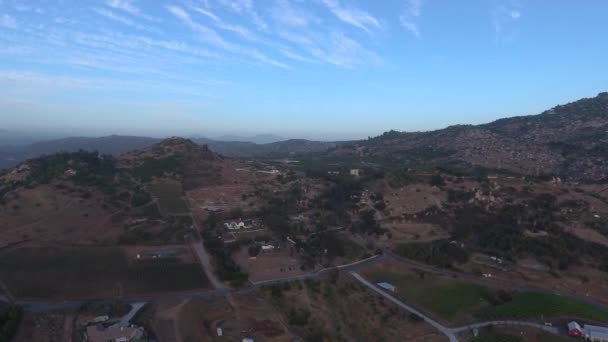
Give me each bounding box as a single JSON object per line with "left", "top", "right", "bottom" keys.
{"left": 190, "top": 6, "right": 254, "bottom": 40}
{"left": 271, "top": 0, "right": 319, "bottom": 28}
{"left": 106, "top": 0, "right": 161, "bottom": 22}
{"left": 94, "top": 8, "right": 158, "bottom": 33}
{"left": 492, "top": 2, "right": 522, "bottom": 35}
{"left": 0, "top": 14, "right": 17, "bottom": 29}
{"left": 277, "top": 29, "right": 379, "bottom": 68}
{"left": 167, "top": 5, "right": 288, "bottom": 68}
{"left": 319, "top": 0, "right": 380, "bottom": 34}
{"left": 216, "top": 0, "right": 268, "bottom": 31}
{"left": 399, "top": 0, "right": 423, "bottom": 38}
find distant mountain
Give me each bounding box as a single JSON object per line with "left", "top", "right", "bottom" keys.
{"left": 0, "top": 135, "right": 340, "bottom": 170}
{"left": 215, "top": 134, "right": 286, "bottom": 144}
{"left": 0, "top": 130, "right": 66, "bottom": 146}
{"left": 325, "top": 92, "right": 608, "bottom": 182}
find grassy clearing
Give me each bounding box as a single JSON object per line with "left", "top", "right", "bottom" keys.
{"left": 364, "top": 270, "right": 488, "bottom": 320}
{"left": 0, "top": 247, "right": 209, "bottom": 298}
{"left": 147, "top": 183, "right": 189, "bottom": 214}
{"left": 470, "top": 334, "right": 523, "bottom": 342}
{"left": 475, "top": 292, "right": 608, "bottom": 322}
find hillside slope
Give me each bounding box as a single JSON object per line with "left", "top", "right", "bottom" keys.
{"left": 327, "top": 92, "right": 608, "bottom": 182}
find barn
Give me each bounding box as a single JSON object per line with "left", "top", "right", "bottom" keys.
{"left": 568, "top": 321, "right": 583, "bottom": 337}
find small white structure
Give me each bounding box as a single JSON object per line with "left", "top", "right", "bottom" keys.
{"left": 261, "top": 245, "right": 275, "bottom": 251}
{"left": 376, "top": 282, "right": 396, "bottom": 292}
{"left": 93, "top": 315, "right": 109, "bottom": 323}
{"left": 350, "top": 169, "right": 361, "bottom": 177}
{"left": 216, "top": 327, "right": 223, "bottom": 337}
{"left": 64, "top": 169, "right": 78, "bottom": 177}
{"left": 243, "top": 338, "right": 254, "bottom": 342}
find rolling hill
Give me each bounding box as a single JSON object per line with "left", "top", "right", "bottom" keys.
{"left": 325, "top": 92, "right": 608, "bottom": 182}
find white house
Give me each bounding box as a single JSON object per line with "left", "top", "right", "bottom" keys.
{"left": 224, "top": 220, "right": 246, "bottom": 230}
{"left": 350, "top": 169, "right": 361, "bottom": 177}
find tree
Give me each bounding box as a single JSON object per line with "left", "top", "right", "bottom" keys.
{"left": 429, "top": 174, "right": 445, "bottom": 187}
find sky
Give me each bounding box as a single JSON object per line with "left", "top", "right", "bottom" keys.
{"left": 1, "top": 0, "right": 608, "bottom": 140}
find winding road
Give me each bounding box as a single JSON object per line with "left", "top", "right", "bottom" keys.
{"left": 6, "top": 242, "right": 605, "bottom": 342}
{"left": 351, "top": 271, "right": 562, "bottom": 342}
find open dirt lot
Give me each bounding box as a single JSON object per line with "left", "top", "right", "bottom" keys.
{"left": 13, "top": 310, "right": 74, "bottom": 342}
{"left": 380, "top": 183, "right": 447, "bottom": 215}
{"left": 0, "top": 184, "right": 122, "bottom": 245}
{"left": 150, "top": 294, "right": 294, "bottom": 342}
{"left": 233, "top": 246, "right": 307, "bottom": 283}
{"left": 266, "top": 276, "right": 448, "bottom": 341}
{"left": 380, "top": 221, "right": 450, "bottom": 247}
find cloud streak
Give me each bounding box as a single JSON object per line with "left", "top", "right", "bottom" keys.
{"left": 399, "top": 0, "right": 423, "bottom": 38}
{"left": 0, "top": 14, "right": 17, "bottom": 29}
{"left": 319, "top": 0, "right": 380, "bottom": 34}
{"left": 167, "top": 5, "right": 288, "bottom": 68}
{"left": 106, "top": 0, "right": 161, "bottom": 22}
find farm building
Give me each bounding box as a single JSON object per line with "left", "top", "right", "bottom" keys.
{"left": 585, "top": 324, "right": 608, "bottom": 342}
{"left": 377, "top": 282, "right": 396, "bottom": 292}
{"left": 568, "top": 321, "right": 583, "bottom": 337}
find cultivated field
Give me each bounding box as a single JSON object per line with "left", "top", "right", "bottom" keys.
{"left": 475, "top": 292, "right": 608, "bottom": 322}
{"left": 364, "top": 266, "right": 488, "bottom": 322}
{"left": 0, "top": 246, "right": 209, "bottom": 299}
{"left": 363, "top": 262, "right": 608, "bottom": 325}
{"left": 147, "top": 183, "right": 190, "bottom": 215}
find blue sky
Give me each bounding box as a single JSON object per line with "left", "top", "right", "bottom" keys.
{"left": 1, "top": 0, "right": 607, "bottom": 140}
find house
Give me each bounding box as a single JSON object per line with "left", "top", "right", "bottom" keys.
{"left": 585, "top": 324, "right": 608, "bottom": 342}
{"left": 205, "top": 206, "right": 224, "bottom": 213}
{"left": 64, "top": 169, "right": 78, "bottom": 177}
{"left": 568, "top": 321, "right": 583, "bottom": 337}
{"left": 376, "top": 282, "right": 396, "bottom": 292}
{"left": 224, "top": 220, "right": 246, "bottom": 230}
{"left": 261, "top": 244, "right": 275, "bottom": 251}
{"left": 350, "top": 169, "right": 361, "bottom": 177}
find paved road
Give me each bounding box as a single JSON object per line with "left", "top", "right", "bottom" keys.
{"left": 110, "top": 302, "right": 146, "bottom": 328}
{"left": 15, "top": 255, "right": 386, "bottom": 312}
{"left": 351, "top": 271, "right": 565, "bottom": 342}
{"left": 190, "top": 239, "right": 225, "bottom": 289}
{"left": 350, "top": 271, "right": 459, "bottom": 342}
{"left": 451, "top": 320, "right": 560, "bottom": 334}
{"left": 188, "top": 208, "right": 226, "bottom": 290}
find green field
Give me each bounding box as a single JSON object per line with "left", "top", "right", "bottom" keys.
{"left": 0, "top": 247, "right": 209, "bottom": 298}
{"left": 364, "top": 270, "right": 488, "bottom": 320}
{"left": 147, "top": 183, "right": 190, "bottom": 214}
{"left": 470, "top": 334, "right": 523, "bottom": 342}
{"left": 475, "top": 292, "right": 608, "bottom": 322}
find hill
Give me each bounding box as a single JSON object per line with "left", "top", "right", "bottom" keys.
{"left": 325, "top": 92, "right": 608, "bottom": 182}
{"left": 0, "top": 135, "right": 339, "bottom": 170}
